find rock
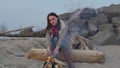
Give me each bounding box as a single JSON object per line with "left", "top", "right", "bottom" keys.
{"left": 69, "top": 9, "right": 82, "bottom": 20}
{"left": 99, "top": 4, "right": 120, "bottom": 22}
{"left": 90, "top": 30, "right": 120, "bottom": 45}
{"left": 67, "top": 16, "right": 85, "bottom": 36}
{"left": 0, "top": 64, "right": 4, "bottom": 68}
{"left": 68, "top": 18, "right": 99, "bottom": 38}
{"left": 99, "top": 24, "right": 113, "bottom": 31}
{"left": 59, "top": 9, "right": 82, "bottom": 22}
{"left": 98, "top": 4, "right": 120, "bottom": 14}
{"left": 114, "top": 27, "right": 120, "bottom": 34}
{"left": 92, "top": 13, "right": 108, "bottom": 25}
{"left": 59, "top": 13, "right": 72, "bottom": 21}
{"left": 67, "top": 9, "right": 82, "bottom": 33}
{"left": 114, "top": 27, "right": 120, "bottom": 40}
{"left": 112, "top": 17, "right": 120, "bottom": 27}
{"left": 88, "top": 19, "right": 99, "bottom": 36}
{"left": 79, "top": 8, "right": 97, "bottom": 19}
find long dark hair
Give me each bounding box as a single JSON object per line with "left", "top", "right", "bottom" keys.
{"left": 45, "top": 12, "right": 61, "bottom": 33}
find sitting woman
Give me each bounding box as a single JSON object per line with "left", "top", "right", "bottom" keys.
{"left": 45, "top": 12, "right": 75, "bottom": 68}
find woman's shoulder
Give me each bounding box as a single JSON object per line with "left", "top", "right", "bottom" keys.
{"left": 60, "top": 20, "right": 66, "bottom": 29}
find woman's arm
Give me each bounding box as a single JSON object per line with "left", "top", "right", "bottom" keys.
{"left": 56, "top": 27, "right": 67, "bottom": 47}
{"left": 45, "top": 32, "right": 51, "bottom": 55}
{"left": 56, "top": 20, "right": 67, "bottom": 47}
{"left": 53, "top": 27, "right": 67, "bottom": 56}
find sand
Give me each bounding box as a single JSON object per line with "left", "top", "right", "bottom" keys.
{"left": 0, "top": 37, "right": 120, "bottom": 68}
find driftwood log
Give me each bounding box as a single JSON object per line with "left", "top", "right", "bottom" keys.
{"left": 0, "top": 26, "right": 34, "bottom": 35}
{"left": 27, "top": 48, "right": 105, "bottom": 63}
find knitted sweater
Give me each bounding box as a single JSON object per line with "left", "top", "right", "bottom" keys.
{"left": 46, "top": 20, "right": 69, "bottom": 47}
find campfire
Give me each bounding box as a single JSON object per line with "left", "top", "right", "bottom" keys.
{"left": 40, "top": 56, "right": 66, "bottom": 68}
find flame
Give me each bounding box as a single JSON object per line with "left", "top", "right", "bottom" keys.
{"left": 46, "top": 56, "right": 51, "bottom": 63}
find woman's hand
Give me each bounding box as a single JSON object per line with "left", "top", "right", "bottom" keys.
{"left": 43, "top": 46, "right": 51, "bottom": 56}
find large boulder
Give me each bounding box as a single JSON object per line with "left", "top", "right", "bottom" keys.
{"left": 114, "top": 27, "right": 120, "bottom": 40}
{"left": 65, "top": 9, "right": 86, "bottom": 36}
{"left": 98, "top": 4, "right": 120, "bottom": 22}
{"left": 88, "top": 19, "right": 99, "bottom": 36}
{"left": 112, "top": 17, "right": 120, "bottom": 27}
{"left": 99, "top": 24, "right": 113, "bottom": 31}
{"left": 59, "top": 6, "right": 120, "bottom": 45}
{"left": 79, "top": 8, "right": 97, "bottom": 19}
{"left": 60, "top": 8, "right": 98, "bottom": 38}
{"left": 68, "top": 17, "right": 90, "bottom": 37}
{"left": 60, "top": 9, "right": 82, "bottom": 22}
{"left": 67, "top": 8, "right": 98, "bottom": 36}
{"left": 67, "top": 17, "right": 82, "bottom": 33}
{"left": 90, "top": 30, "right": 120, "bottom": 45}
{"left": 92, "top": 13, "right": 108, "bottom": 25}
{"left": 59, "top": 13, "right": 72, "bottom": 21}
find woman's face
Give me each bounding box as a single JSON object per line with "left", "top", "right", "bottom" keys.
{"left": 48, "top": 16, "right": 58, "bottom": 26}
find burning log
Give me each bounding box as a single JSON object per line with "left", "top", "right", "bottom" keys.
{"left": 40, "top": 56, "right": 66, "bottom": 68}
{"left": 27, "top": 48, "right": 105, "bottom": 63}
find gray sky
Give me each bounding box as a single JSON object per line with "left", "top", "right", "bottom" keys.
{"left": 0, "top": 0, "right": 120, "bottom": 30}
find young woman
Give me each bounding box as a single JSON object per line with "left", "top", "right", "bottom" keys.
{"left": 45, "top": 12, "right": 75, "bottom": 68}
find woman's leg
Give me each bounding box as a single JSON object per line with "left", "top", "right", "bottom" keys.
{"left": 60, "top": 47, "right": 75, "bottom": 68}
{"left": 51, "top": 36, "right": 58, "bottom": 53}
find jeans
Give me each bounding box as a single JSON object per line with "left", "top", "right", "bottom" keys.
{"left": 50, "top": 36, "right": 75, "bottom": 68}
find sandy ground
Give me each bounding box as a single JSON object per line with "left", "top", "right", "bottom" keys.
{"left": 0, "top": 37, "right": 120, "bottom": 68}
